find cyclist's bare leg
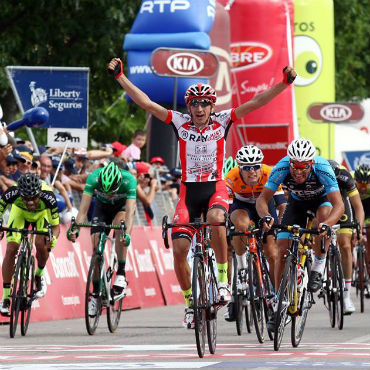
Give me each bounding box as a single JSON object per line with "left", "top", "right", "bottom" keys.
{"left": 113, "top": 211, "right": 127, "bottom": 261}
{"left": 275, "top": 238, "right": 290, "bottom": 290}
{"left": 207, "top": 207, "right": 227, "bottom": 263}
{"left": 230, "top": 209, "right": 249, "bottom": 269}
{"left": 263, "top": 235, "right": 278, "bottom": 288}
{"left": 2, "top": 242, "right": 20, "bottom": 284}
{"left": 337, "top": 232, "right": 352, "bottom": 280}
{"left": 35, "top": 235, "right": 50, "bottom": 267}
{"left": 172, "top": 237, "right": 192, "bottom": 290}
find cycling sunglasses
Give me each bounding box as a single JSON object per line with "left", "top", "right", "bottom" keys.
{"left": 240, "top": 164, "right": 262, "bottom": 171}
{"left": 190, "top": 99, "right": 212, "bottom": 108}
{"left": 289, "top": 161, "right": 313, "bottom": 170}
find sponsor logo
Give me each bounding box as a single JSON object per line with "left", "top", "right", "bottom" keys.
{"left": 166, "top": 53, "right": 204, "bottom": 76}
{"left": 50, "top": 251, "right": 79, "bottom": 278}
{"left": 320, "top": 104, "right": 352, "bottom": 122}
{"left": 140, "top": 0, "right": 190, "bottom": 14}
{"left": 249, "top": 142, "right": 288, "bottom": 150}
{"left": 231, "top": 42, "right": 272, "bottom": 70}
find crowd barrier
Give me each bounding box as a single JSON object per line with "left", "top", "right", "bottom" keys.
{"left": 0, "top": 225, "right": 184, "bottom": 324}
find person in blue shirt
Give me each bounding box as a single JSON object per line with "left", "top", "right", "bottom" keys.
{"left": 256, "top": 138, "right": 344, "bottom": 297}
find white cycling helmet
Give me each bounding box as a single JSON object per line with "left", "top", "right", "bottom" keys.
{"left": 287, "top": 138, "right": 316, "bottom": 162}
{"left": 235, "top": 145, "right": 264, "bottom": 165}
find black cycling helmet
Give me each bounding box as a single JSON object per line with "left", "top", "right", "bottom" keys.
{"left": 18, "top": 173, "right": 41, "bottom": 198}
{"left": 327, "top": 159, "right": 340, "bottom": 177}
{"left": 354, "top": 163, "right": 370, "bottom": 183}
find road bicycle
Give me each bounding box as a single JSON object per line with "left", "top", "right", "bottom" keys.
{"left": 229, "top": 227, "right": 274, "bottom": 343}
{"left": 70, "top": 217, "right": 126, "bottom": 335}
{"left": 272, "top": 215, "right": 320, "bottom": 351}
{"left": 353, "top": 224, "right": 370, "bottom": 313}
{"left": 0, "top": 220, "right": 52, "bottom": 338}
{"left": 162, "top": 215, "right": 226, "bottom": 358}
{"left": 318, "top": 223, "right": 355, "bottom": 329}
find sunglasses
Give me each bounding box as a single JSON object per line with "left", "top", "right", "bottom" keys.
{"left": 240, "top": 164, "right": 261, "bottom": 171}
{"left": 290, "top": 161, "right": 312, "bottom": 170}
{"left": 190, "top": 99, "right": 212, "bottom": 108}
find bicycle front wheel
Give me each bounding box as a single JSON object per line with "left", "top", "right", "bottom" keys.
{"left": 291, "top": 256, "right": 312, "bottom": 347}
{"left": 324, "top": 255, "right": 336, "bottom": 328}
{"left": 334, "top": 250, "right": 344, "bottom": 329}
{"left": 107, "top": 259, "right": 123, "bottom": 333}
{"left": 192, "top": 256, "right": 206, "bottom": 358}
{"left": 85, "top": 254, "right": 103, "bottom": 335}
{"left": 274, "top": 255, "right": 293, "bottom": 351}
{"left": 21, "top": 254, "right": 35, "bottom": 336}
{"left": 357, "top": 247, "right": 365, "bottom": 313}
{"left": 248, "top": 254, "right": 265, "bottom": 343}
{"left": 206, "top": 259, "right": 218, "bottom": 354}
{"left": 10, "top": 254, "right": 24, "bottom": 338}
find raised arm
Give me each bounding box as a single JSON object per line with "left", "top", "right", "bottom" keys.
{"left": 107, "top": 58, "right": 168, "bottom": 122}
{"left": 234, "top": 66, "right": 296, "bottom": 120}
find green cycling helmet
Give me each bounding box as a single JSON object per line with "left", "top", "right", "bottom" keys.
{"left": 354, "top": 163, "right": 370, "bottom": 183}
{"left": 99, "top": 162, "right": 122, "bottom": 193}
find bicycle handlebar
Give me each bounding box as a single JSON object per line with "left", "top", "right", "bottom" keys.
{"left": 70, "top": 216, "right": 126, "bottom": 233}
{"left": 0, "top": 219, "right": 52, "bottom": 238}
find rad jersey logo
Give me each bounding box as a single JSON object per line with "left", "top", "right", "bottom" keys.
{"left": 231, "top": 42, "right": 273, "bottom": 71}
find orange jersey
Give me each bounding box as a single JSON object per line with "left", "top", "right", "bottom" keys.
{"left": 225, "top": 164, "right": 284, "bottom": 203}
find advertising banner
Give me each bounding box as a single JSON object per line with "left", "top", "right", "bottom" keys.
{"left": 219, "top": 0, "right": 295, "bottom": 164}
{"left": 342, "top": 151, "right": 370, "bottom": 171}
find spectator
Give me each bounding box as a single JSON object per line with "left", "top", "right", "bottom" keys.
{"left": 73, "top": 148, "right": 88, "bottom": 174}
{"left": 13, "top": 145, "right": 33, "bottom": 177}
{"left": 30, "top": 160, "right": 41, "bottom": 176}
{"left": 122, "top": 129, "right": 146, "bottom": 162}
{"left": 150, "top": 156, "right": 165, "bottom": 168}
{"left": 111, "top": 141, "right": 127, "bottom": 160}
{"left": 5, "top": 154, "right": 18, "bottom": 181}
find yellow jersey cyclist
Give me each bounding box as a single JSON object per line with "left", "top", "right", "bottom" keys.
{"left": 67, "top": 161, "right": 136, "bottom": 315}
{"left": 353, "top": 163, "right": 370, "bottom": 294}
{"left": 0, "top": 173, "right": 60, "bottom": 316}
{"left": 328, "top": 160, "right": 365, "bottom": 314}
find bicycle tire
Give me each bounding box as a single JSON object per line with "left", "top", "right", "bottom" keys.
{"left": 291, "top": 255, "right": 312, "bottom": 346}
{"left": 334, "top": 249, "right": 344, "bottom": 329}
{"left": 85, "top": 254, "right": 103, "bottom": 335}
{"left": 21, "top": 254, "right": 35, "bottom": 336}
{"left": 206, "top": 257, "right": 217, "bottom": 354}
{"left": 10, "top": 254, "right": 24, "bottom": 338}
{"left": 274, "top": 254, "right": 293, "bottom": 351}
{"left": 357, "top": 247, "right": 365, "bottom": 313}
{"left": 325, "top": 253, "right": 336, "bottom": 328}
{"left": 262, "top": 257, "right": 274, "bottom": 341}
{"left": 107, "top": 257, "right": 123, "bottom": 333}
{"left": 193, "top": 255, "right": 206, "bottom": 358}
{"left": 248, "top": 254, "right": 265, "bottom": 343}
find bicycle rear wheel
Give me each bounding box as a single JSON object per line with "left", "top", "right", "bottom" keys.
{"left": 85, "top": 254, "right": 103, "bottom": 335}
{"left": 21, "top": 254, "right": 35, "bottom": 336}
{"left": 206, "top": 259, "right": 217, "bottom": 354}
{"left": 107, "top": 258, "right": 123, "bottom": 333}
{"left": 248, "top": 254, "right": 265, "bottom": 343}
{"left": 274, "top": 255, "right": 293, "bottom": 351}
{"left": 291, "top": 256, "right": 312, "bottom": 347}
{"left": 10, "top": 254, "right": 24, "bottom": 338}
{"left": 192, "top": 256, "right": 206, "bottom": 358}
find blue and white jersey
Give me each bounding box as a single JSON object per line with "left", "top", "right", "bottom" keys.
{"left": 266, "top": 156, "right": 339, "bottom": 201}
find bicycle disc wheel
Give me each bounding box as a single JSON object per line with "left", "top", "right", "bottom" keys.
{"left": 248, "top": 254, "right": 265, "bottom": 343}
{"left": 291, "top": 257, "right": 311, "bottom": 347}
{"left": 10, "top": 255, "right": 24, "bottom": 338}
{"left": 107, "top": 258, "right": 123, "bottom": 333}
{"left": 21, "top": 254, "right": 35, "bottom": 336}
{"left": 206, "top": 261, "right": 217, "bottom": 354}
{"left": 357, "top": 248, "right": 365, "bottom": 313}
{"left": 274, "top": 255, "right": 293, "bottom": 351}
{"left": 85, "top": 254, "right": 103, "bottom": 335}
{"left": 192, "top": 256, "right": 206, "bottom": 358}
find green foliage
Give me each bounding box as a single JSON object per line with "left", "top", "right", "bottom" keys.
{"left": 334, "top": 0, "right": 370, "bottom": 101}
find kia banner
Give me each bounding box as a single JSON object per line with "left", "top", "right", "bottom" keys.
{"left": 308, "top": 103, "right": 364, "bottom": 123}
{"left": 220, "top": 0, "right": 295, "bottom": 164}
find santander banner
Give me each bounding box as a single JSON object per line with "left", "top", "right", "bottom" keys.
{"left": 219, "top": 0, "right": 296, "bottom": 164}
{"left": 0, "top": 226, "right": 183, "bottom": 324}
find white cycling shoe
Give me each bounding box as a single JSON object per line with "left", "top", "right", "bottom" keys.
{"left": 88, "top": 297, "right": 98, "bottom": 317}
{"left": 113, "top": 274, "right": 127, "bottom": 295}
{"left": 35, "top": 275, "right": 47, "bottom": 299}
{"left": 217, "top": 282, "right": 231, "bottom": 304}
{"left": 183, "top": 307, "right": 195, "bottom": 329}
{"left": 343, "top": 297, "right": 355, "bottom": 315}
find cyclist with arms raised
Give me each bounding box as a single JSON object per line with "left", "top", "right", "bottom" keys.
{"left": 256, "top": 138, "right": 344, "bottom": 328}
{"left": 67, "top": 161, "right": 136, "bottom": 315}
{"left": 107, "top": 57, "right": 296, "bottom": 328}
{"left": 328, "top": 160, "right": 365, "bottom": 314}
{"left": 0, "top": 173, "right": 60, "bottom": 315}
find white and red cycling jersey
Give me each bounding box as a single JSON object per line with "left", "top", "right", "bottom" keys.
{"left": 165, "top": 108, "right": 237, "bottom": 183}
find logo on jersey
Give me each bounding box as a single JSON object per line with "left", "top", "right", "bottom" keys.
{"left": 231, "top": 42, "right": 273, "bottom": 71}
{"left": 181, "top": 131, "right": 189, "bottom": 140}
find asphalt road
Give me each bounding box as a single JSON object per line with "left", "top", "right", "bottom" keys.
{"left": 0, "top": 287, "right": 369, "bottom": 370}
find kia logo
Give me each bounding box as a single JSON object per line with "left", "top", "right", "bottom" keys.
{"left": 166, "top": 53, "right": 204, "bottom": 76}
{"left": 230, "top": 42, "right": 272, "bottom": 70}
{"left": 320, "top": 104, "right": 352, "bottom": 122}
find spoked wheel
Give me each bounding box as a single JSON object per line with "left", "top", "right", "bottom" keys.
{"left": 21, "top": 254, "right": 35, "bottom": 336}
{"left": 193, "top": 256, "right": 207, "bottom": 358}
{"left": 107, "top": 260, "right": 123, "bottom": 333}
{"left": 324, "top": 256, "right": 336, "bottom": 328}
{"left": 248, "top": 254, "right": 265, "bottom": 343}
{"left": 357, "top": 248, "right": 365, "bottom": 313}
{"left": 291, "top": 258, "right": 311, "bottom": 347}
{"left": 333, "top": 251, "right": 344, "bottom": 330}
{"left": 206, "top": 265, "right": 218, "bottom": 354}
{"left": 10, "top": 255, "right": 25, "bottom": 338}
{"left": 262, "top": 258, "right": 274, "bottom": 341}
{"left": 274, "top": 255, "right": 293, "bottom": 351}
{"left": 85, "top": 254, "right": 103, "bottom": 335}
